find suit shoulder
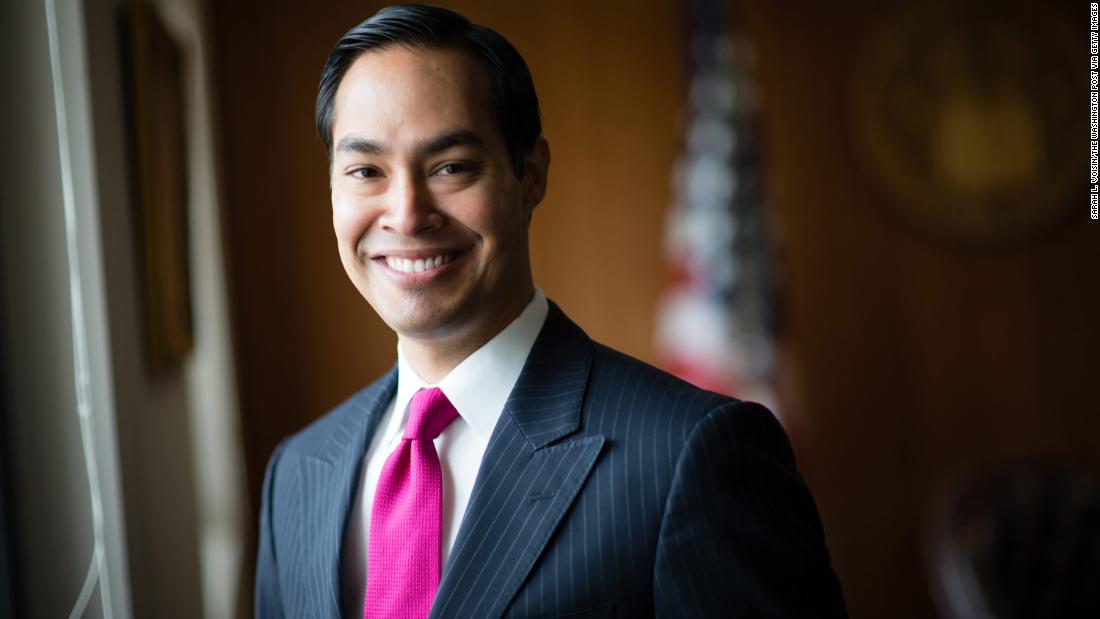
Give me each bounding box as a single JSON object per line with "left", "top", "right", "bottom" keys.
{"left": 587, "top": 342, "right": 745, "bottom": 426}
{"left": 280, "top": 368, "right": 396, "bottom": 458}
{"left": 581, "top": 342, "right": 791, "bottom": 477}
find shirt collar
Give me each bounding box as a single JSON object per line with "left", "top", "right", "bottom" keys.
{"left": 390, "top": 288, "right": 549, "bottom": 439}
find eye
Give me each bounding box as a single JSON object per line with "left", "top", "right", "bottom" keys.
{"left": 434, "top": 162, "right": 472, "bottom": 176}
{"left": 349, "top": 166, "right": 382, "bottom": 179}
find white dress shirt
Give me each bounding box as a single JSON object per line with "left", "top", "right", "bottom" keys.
{"left": 342, "top": 289, "right": 549, "bottom": 614}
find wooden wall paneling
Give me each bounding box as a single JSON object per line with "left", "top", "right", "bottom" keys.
{"left": 740, "top": 0, "right": 1099, "bottom": 616}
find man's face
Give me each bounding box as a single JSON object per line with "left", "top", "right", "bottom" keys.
{"left": 330, "top": 46, "right": 547, "bottom": 346}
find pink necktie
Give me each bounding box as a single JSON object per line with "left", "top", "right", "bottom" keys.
{"left": 364, "top": 387, "right": 459, "bottom": 619}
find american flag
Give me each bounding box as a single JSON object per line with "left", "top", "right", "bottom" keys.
{"left": 655, "top": 0, "right": 779, "bottom": 415}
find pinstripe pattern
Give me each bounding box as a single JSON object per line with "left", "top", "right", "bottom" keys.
{"left": 256, "top": 369, "right": 397, "bottom": 618}
{"left": 255, "top": 303, "right": 847, "bottom": 618}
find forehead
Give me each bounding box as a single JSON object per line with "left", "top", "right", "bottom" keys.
{"left": 331, "top": 45, "right": 495, "bottom": 144}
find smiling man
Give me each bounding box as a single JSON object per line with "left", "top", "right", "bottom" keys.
{"left": 254, "top": 5, "right": 847, "bottom": 619}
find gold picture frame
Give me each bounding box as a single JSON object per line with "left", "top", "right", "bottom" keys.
{"left": 124, "top": 3, "right": 193, "bottom": 371}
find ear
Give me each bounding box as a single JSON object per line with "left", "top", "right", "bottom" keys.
{"left": 522, "top": 137, "right": 551, "bottom": 212}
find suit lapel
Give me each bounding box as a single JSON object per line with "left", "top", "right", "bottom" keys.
{"left": 291, "top": 368, "right": 396, "bottom": 618}
{"left": 431, "top": 305, "right": 606, "bottom": 619}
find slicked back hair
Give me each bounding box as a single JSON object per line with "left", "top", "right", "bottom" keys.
{"left": 316, "top": 4, "right": 541, "bottom": 178}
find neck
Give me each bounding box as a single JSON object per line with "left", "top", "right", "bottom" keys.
{"left": 399, "top": 287, "right": 535, "bottom": 383}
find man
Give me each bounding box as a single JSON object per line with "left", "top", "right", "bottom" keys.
{"left": 255, "top": 5, "right": 847, "bottom": 618}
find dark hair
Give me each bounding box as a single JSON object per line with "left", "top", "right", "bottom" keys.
{"left": 316, "top": 4, "right": 541, "bottom": 178}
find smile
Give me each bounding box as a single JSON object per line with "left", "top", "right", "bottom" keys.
{"left": 383, "top": 252, "right": 457, "bottom": 274}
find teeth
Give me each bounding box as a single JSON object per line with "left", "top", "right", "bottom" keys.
{"left": 385, "top": 253, "right": 453, "bottom": 274}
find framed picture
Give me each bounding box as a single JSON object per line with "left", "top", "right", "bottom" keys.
{"left": 123, "top": 3, "right": 193, "bottom": 371}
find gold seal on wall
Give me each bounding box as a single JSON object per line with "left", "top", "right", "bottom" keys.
{"left": 851, "top": 2, "right": 1081, "bottom": 245}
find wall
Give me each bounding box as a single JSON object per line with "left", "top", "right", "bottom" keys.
{"left": 741, "top": 0, "right": 1099, "bottom": 616}
{"left": 0, "top": 0, "right": 247, "bottom": 616}
{"left": 83, "top": 0, "right": 248, "bottom": 615}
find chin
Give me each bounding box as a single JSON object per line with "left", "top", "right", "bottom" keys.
{"left": 374, "top": 289, "right": 477, "bottom": 340}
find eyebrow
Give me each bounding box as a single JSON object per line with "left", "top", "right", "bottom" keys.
{"left": 421, "top": 130, "right": 485, "bottom": 155}
{"left": 335, "top": 130, "right": 486, "bottom": 157}
{"left": 335, "top": 135, "right": 385, "bottom": 156}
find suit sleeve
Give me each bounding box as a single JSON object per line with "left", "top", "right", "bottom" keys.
{"left": 255, "top": 440, "right": 287, "bottom": 619}
{"left": 653, "top": 401, "right": 848, "bottom": 617}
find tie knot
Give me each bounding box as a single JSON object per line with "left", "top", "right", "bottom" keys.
{"left": 405, "top": 387, "right": 459, "bottom": 440}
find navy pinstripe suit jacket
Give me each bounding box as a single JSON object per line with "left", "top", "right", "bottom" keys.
{"left": 255, "top": 302, "right": 847, "bottom": 618}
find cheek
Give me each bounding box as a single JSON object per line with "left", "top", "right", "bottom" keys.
{"left": 331, "top": 193, "right": 371, "bottom": 245}
{"left": 460, "top": 186, "right": 528, "bottom": 243}
{"left": 488, "top": 198, "right": 531, "bottom": 251}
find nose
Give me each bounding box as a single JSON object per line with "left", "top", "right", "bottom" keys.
{"left": 378, "top": 171, "right": 444, "bottom": 236}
